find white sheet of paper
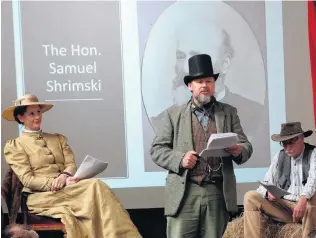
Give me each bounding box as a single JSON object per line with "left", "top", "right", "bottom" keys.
{"left": 74, "top": 155, "right": 108, "bottom": 180}
{"left": 258, "top": 181, "right": 291, "bottom": 198}
{"left": 199, "top": 133, "right": 238, "bottom": 158}
{"left": 207, "top": 133, "right": 238, "bottom": 150}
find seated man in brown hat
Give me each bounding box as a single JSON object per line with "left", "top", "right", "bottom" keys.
{"left": 244, "top": 122, "right": 316, "bottom": 238}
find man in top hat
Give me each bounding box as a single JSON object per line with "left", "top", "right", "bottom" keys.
{"left": 243, "top": 122, "right": 316, "bottom": 238}
{"left": 151, "top": 54, "right": 253, "bottom": 238}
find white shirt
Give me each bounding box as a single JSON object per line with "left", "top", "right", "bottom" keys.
{"left": 23, "top": 129, "right": 41, "bottom": 133}
{"left": 257, "top": 147, "right": 316, "bottom": 201}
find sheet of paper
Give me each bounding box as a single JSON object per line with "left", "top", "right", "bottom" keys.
{"left": 199, "top": 133, "right": 238, "bottom": 158}
{"left": 258, "top": 181, "right": 291, "bottom": 198}
{"left": 74, "top": 155, "right": 108, "bottom": 180}
{"left": 207, "top": 133, "right": 238, "bottom": 150}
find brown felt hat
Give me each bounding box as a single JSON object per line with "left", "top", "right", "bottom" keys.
{"left": 271, "top": 122, "right": 313, "bottom": 142}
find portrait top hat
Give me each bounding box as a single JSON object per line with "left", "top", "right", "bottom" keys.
{"left": 183, "top": 54, "right": 219, "bottom": 86}
{"left": 271, "top": 122, "right": 313, "bottom": 142}
{"left": 2, "top": 94, "right": 53, "bottom": 121}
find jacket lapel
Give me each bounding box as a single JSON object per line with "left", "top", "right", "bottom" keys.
{"left": 181, "top": 103, "right": 194, "bottom": 151}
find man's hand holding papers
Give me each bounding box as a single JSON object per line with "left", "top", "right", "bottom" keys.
{"left": 182, "top": 151, "right": 198, "bottom": 169}
{"left": 225, "top": 144, "right": 243, "bottom": 157}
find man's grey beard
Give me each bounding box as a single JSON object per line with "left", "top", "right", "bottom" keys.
{"left": 196, "top": 95, "right": 212, "bottom": 106}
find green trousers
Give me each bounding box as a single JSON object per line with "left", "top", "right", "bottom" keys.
{"left": 167, "top": 182, "right": 229, "bottom": 238}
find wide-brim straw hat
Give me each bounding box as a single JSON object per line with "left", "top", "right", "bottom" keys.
{"left": 271, "top": 122, "right": 313, "bottom": 142}
{"left": 2, "top": 94, "right": 53, "bottom": 121}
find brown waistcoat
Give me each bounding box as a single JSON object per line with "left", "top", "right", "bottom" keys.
{"left": 189, "top": 113, "right": 223, "bottom": 184}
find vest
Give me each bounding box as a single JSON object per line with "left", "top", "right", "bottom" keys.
{"left": 189, "top": 113, "right": 222, "bottom": 184}
{"left": 277, "top": 143, "right": 315, "bottom": 190}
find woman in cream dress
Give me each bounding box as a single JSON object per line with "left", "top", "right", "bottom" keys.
{"left": 2, "top": 94, "right": 142, "bottom": 238}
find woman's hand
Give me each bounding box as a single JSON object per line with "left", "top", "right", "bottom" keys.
{"left": 51, "top": 174, "right": 67, "bottom": 192}
{"left": 66, "top": 176, "right": 80, "bottom": 186}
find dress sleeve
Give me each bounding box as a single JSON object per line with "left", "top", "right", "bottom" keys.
{"left": 4, "top": 139, "right": 54, "bottom": 191}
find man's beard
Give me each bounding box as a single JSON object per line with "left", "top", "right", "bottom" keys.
{"left": 196, "top": 94, "right": 212, "bottom": 105}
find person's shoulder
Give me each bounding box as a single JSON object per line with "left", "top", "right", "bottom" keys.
{"left": 166, "top": 101, "right": 190, "bottom": 115}
{"left": 272, "top": 150, "right": 282, "bottom": 162}
{"left": 308, "top": 144, "right": 316, "bottom": 156}
{"left": 4, "top": 137, "right": 24, "bottom": 153}
{"left": 5, "top": 138, "right": 18, "bottom": 146}
{"left": 42, "top": 131, "right": 64, "bottom": 137}
{"left": 305, "top": 143, "right": 316, "bottom": 149}
{"left": 216, "top": 101, "right": 237, "bottom": 112}
{"left": 42, "top": 132, "right": 67, "bottom": 141}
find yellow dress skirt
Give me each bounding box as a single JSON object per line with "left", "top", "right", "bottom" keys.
{"left": 26, "top": 178, "right": 142, "bottom": 238}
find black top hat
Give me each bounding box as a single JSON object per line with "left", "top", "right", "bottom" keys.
{"left": 183, "top": 54, "right": 219, "bottom": 86}
{"left": 271, "top": 122, "right": 313, "bottom": 142}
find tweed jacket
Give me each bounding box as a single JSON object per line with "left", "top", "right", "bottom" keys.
{"left": 4, "top": 132, "right": 77, "bottom": 194}
{"left": 151, "top": 100, "right": 253, "bottom": 216}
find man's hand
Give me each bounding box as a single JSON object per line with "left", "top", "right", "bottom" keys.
{"left": 267, "top": 192, "right": 277, "bottom": 201}
{"left": 225, "top": 144, "right": 242, "bottom": 157}
{"left": 181, "top": 151, "right": 198, "bottom": 169}
{"left": 51, "top": 174, "right": 67, "bottom": 192}
{"left": 293, "top": 196, "right": 308, "bottom": 223}
{"left": 66, "top": 176, "right": 80, "bottom": 186}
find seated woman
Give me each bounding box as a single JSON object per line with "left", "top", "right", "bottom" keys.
{"left": 2, "top": 94, "right": 141, "bottom": 238}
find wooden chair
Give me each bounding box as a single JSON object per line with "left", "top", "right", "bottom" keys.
{"left": 1, "top": 167, "right": 67, "bottom": 237}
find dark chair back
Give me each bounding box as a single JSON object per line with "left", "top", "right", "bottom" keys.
{"left": 1, "top": 167, "right": 66, "bottom": 235}
{"left": 1, "top": 167, "right": 23, "bottom": 224}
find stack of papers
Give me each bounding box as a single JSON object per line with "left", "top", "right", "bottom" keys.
{"left": 74, "top": 155, "right": 108, "bottom": 180}
{"left": 199, "top": 133, "right": 238, "bottom": 158}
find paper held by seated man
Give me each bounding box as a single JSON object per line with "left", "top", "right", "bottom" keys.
{"left": 199, "top": 132, "right": 238, "bottom": 158}
{"left": 74, "top": 155, "right": 108, "bottom": 180}
{"left": 258, "top": 181, "right": 291, "bottom": 199}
